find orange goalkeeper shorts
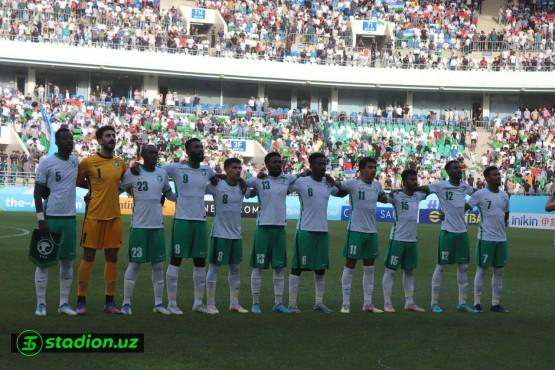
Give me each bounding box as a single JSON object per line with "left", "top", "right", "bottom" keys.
{"left": 80, "top": 218, "right": 122, "bottom": 249}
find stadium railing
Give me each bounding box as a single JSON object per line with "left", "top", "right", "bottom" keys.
{"left": 462, "top": 40, "right": 555, "bottom": 53}
{"left": 0, "top": 171, "right": 36, "bottom": 185}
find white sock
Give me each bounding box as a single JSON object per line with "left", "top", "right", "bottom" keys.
{"left": 403, "top": 269, "right": 415, "bottom": 306}
{"left": 362, "top": 265, "right": 375, "bottom": 305}
{"left": 193, "top": 266, "right": 206, "bottom": 307}
{"left": 228, "top": 264, "right": 241, "bottom": 307}
{"left": 152, "top": 262, "right": 164, "bottom": 306}
{"left": 382, "top": 268, "right": 395, "bottom": 307}
{"left": 273, "top": 268, "right": 285, "bottom": 305}
{"left": 35, "top": 266, "right": 48, "bottom": 305}
{"left": 288, "top": 274, "right": 299, "bottom": 307}
{"left": 206, "top": 264, "right": 219, "bottom": 307}
{"left": 492, "top": 267, "right": 504, "bottom": 306}
{"left": 431, "top": 264, "right": 444, "bottom": 304}
{"left": 314, "top": 273, "right": 326, "bottom": 305}
{"left": 341, "top": 266, "right": 353, "bottom": 306}
{"left": 251, "top": 268, "right": 262, "bottom": 305}
{"left": 123, "top": 262, "right": 140, "bottom": 305}
{"left": 166, "top": 264, "right": 180, "bottom": 305}
{"left": 474, "top": 266, "right": 487, "bottom": 306}
{"left": 457, "top": 263, "right": 469, "bottom": 305}
{"left": 59, "top": 260, "right": 73, "bottom": 306}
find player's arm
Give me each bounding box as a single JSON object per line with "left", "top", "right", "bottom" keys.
{"left": 33, "top": 182, "right": 50, "bottom": 237}
{"left": 76, "top": 162, "right": 89, "bottom": 189}
{"left": 414, "top": 185, "right": 430, "bottom": 195}
{"left": 545, "top": 194, "right": 555, "bottom": 212}
{"left": 378, "top": 191, "right": 389, "bottom": 203}
{"left": 162, "top": 175, "right": 177, "bottom": 202}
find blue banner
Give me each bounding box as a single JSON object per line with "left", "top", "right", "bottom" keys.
{"left": 362, "top": 21, "right": 377, "bottom": 32}
{"left": 229, "top": 140, "right": 247, "bottom": 153}
{"left": 191, "top": 8, "right": 206, "bottom": 20}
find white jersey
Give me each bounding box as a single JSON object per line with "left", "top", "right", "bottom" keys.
{"left": 165, "top": 163, "right": 215, "bottom": 221}
{"left": 289, "top": 176, "right": 339, "bottom": 232}
{"left": 340, "top": 179, "right": 382, "bottom": 233}
{"left": 468, "top": 188, "right": 509, "bottom": 242}
{"left": 247, "top": 175, "right": 299, "bottom": 226}
{"left": 35, "top": 154, "right": 78, "bottom": 216}
{"left": 207, "top": 181, "right": 251, "bottom": 239}
{"left": 388, "top": 191, "right": 427, "bottom": 242}
{"left": 428, "top": 180, "right": 474, "bottom": 233}
{"left": 121, "top": 167, "right": 175, "bottom": 228}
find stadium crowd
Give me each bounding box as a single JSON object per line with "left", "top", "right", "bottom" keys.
{"left": 0, "top": 0, "right": 553, "bottom": 71}
{"left": 2, "top": 84, "right": 554, "bottom": 193}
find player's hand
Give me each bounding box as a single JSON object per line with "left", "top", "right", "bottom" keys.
{"left": 324, "top": 174, "right": 336, "bottom": 187}
{"left": 300, "top": 168, "right": 311, "bottom": 177}
{"left": 210, "top": 174, "right": 226, "bottom": 186}
{"left": 257, "top": 170, "right": 267, "bottom": 179}
{"left": 239, "top": 178, "right": 248, "bottom": 194}
{"left": 41, "top": 186, "right": 50, "bottom": 200}
{"left": 129, "top": 160, "right": 140, "bottom": 176}
{"left": 84, "top": 193, "right": 90, "bottom": 204}
{"left": 439, "top": 212, "right": 445, "bottom": 221}
{"left": 160, "top": 195, "right": 166, "bottom": 206}
{"left": 38, "top": 220, "right": 50, "bottom": 238}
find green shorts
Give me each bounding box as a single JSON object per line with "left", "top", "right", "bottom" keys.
{"left": 292, "top": 230, "right": 329, "bottom": 270}
{"left": 46, "top": 216, "right": 76, "bottom": 260}
{"left": 384, "top": 240, "right": 417, "bottom": 270}
{"left": 250, "top": 225, "right": 287, "bottom": 269}
{"left": 475, "top": 240, "right": 508, "bottom": 268}
{"left": 171, "top": 219, "right": 207, "bottom": 259}
{"left": 128, "top": 228, "right": 166, "bottom": 263}
{"left": 437, "top": 230, "right": 469, "bottom": 265}
{"left": 343, "top": 231, "right": 379, "bottom": 260}
{"left": 209, "top": 237, "right": 243, "bottom": 265}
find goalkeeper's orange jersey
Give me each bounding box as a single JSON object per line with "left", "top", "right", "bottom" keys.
{"left": 78, "top": 153, "right": 126, "bottom": 220}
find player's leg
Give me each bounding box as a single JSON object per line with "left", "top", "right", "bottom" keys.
{"left": 431, "top": 230, "right": 453, "bottom": 313}
{"left": 52, "top": 217, "right": 77, "bottom": 315}
{"left": 362, "top": 232, "right": 380, "bottom": 312}
{"left": 455, "top": 232, "right": 475, "bottom": 313}
{"left": 228, "top": 239, "right": 247, "bottom": 313}
{"left": 191, "top": 221, "right": 209, "bottom": 312}
{"left": 313, "top": 232, "right": 331, "bottom": 313}
{"left": 473, "top": 239, "right": 490, "bottom": 312}
{"left": 491, "top": 242, "right": 508, "bottom": 313}
{"left": 205, "top": 237, "right": 226, "bottom": 314}
{"left": 402, "top": 242, "right": 424, "bottom": 312}
{"left": 383, "top": 240, "right": 401, "bottom": 313}
{"left": 289, "top": 230, "right": 309, "bottom": 313}
{"left": 341, "top": 258, "right": 356, "bottom": 313}
{"left": 77, "top": 217, "right": 99, "bottom": 315}
{"left": 250, "top": 226, "right": 268, "bottom": 314}
{"left": 288, "top": 268, "right": 302, "bottom": 313}
{"left": 149, "top": 229, "right": 169, "bottom": 315}
{"left": 251, "top": 267, "right": 262, "bottom": 313}
{"left": 104, "top": 247, "right": 121, "bottom": 314}
{"left": 122, "top": 262, "right": 140, "bottom": 315}
{"left": 166, "top": 219, "right": 186, "bottom": 313}
{"left": 34, "top": 266, "right": 48, "bottom": 316}
{"left": 269, "top": 226, "right": 288, "bottom": 313}
{"left": 340, "top": 230, "right": 359, "bottom": 313}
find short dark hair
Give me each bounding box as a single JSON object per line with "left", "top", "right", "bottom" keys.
{"left": 308, "top": 152, "right": 326, "bottom": 165}
{"left": 54, "top": 127, "right": 71, "bottom": 141}
{"left": 401, "top": 168, "right": 418, "bottom": 181}
{"left": 95, "top": 125, "right": 115, "bottom": 140}
{"left": 358, "top": 157, "right": 377, "bottom": 170}
{"left": 445, "top": 160, "right": 459, "bottom": 171}
{"left": 224, "top": 157, "right": 241, "bottom": 169}
{"left": 185, "top": 138, "right": 201, "bottom": 152}
{"left": 483, "top": 166, "right": 499, "bottom": 178}
{"left": 264, "top": 151, "right": 281, "bottom": 164}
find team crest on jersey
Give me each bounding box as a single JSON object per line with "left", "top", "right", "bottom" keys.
{"left": 201, "top": 169, "right": 207, "bottom": 176}
{"left": 114, "top": 161, "right": 120, "bottom": 168}
{"left": 157, "top": 175, "right": 163, "bottom": 183}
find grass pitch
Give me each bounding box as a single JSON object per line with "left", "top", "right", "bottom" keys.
{"left": 1, "top": 212, "right": 555, "bottom": 369}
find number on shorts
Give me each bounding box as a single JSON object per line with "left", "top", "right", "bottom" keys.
{"left": 390, "top": 255, "right": 399, "bottom": 266}
{"left": 131, "top": 247, "right": 143, "bottom": 258}
{"left": 301, "top": 256, "right": 307, "bottom": 265}
{"left": 174, "top": 244, "right": 181, "bottom": 255}
{"left": 441, "top": 251, "right": 449, "bottom": 260}
{"left": 256, "top": 254, "right": 265, "bottom": 264}
{"left": 482, "top": 254, "right": 488, "bottom": 264}
{"left": 307, "top": 188, "right": 313, "bottom": 197}
{"left": 217, "top": 251, "right": 223, "bottom": 262}
{"left": 349, "top": 244, "right": 357, "bottom": 255}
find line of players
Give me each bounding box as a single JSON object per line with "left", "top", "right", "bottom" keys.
{"left": 33, "top": 126, "right": 510, "bottom": 316}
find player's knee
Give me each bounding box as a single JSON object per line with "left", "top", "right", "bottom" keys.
{"left": 193, "top": 258, "right": 205, "bottom": 267}
{"left": 229, "top": 264, "right": 240, "bottom": 274}
{"left": 362, "top": 259, "right": 374, "bottom": 267}
{"left": 458, "top": 263, "right": 469, "bottom": 273}
{"left": 104, "top": 248, "right": 119, "bottom": 262}
{"left": 345, "top": 258, "right": 357, "bottom": 269}
{"left": 82, "top": 248, "right": 96, "bottom": 262}
{"left": 151, "top": 262, "right": 163, "bottom": 272}
{"left": 170, "top": 257, "right": 182, "bottom": 266}
{"left": 290, "top": 268, "right": 301, "bottom": 276}
{"left": 314, "top": 269, "right": 325, "bottom": 276}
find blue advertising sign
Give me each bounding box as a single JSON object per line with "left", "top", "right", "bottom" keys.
{"left": 191, "top": 8, "right": 206, "bottom": 20}
{"left": 362, "top": 21, "right": 377, "bottom": 32}
{"left": 229, "top": 140, "right": 247, "bottom": 153}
